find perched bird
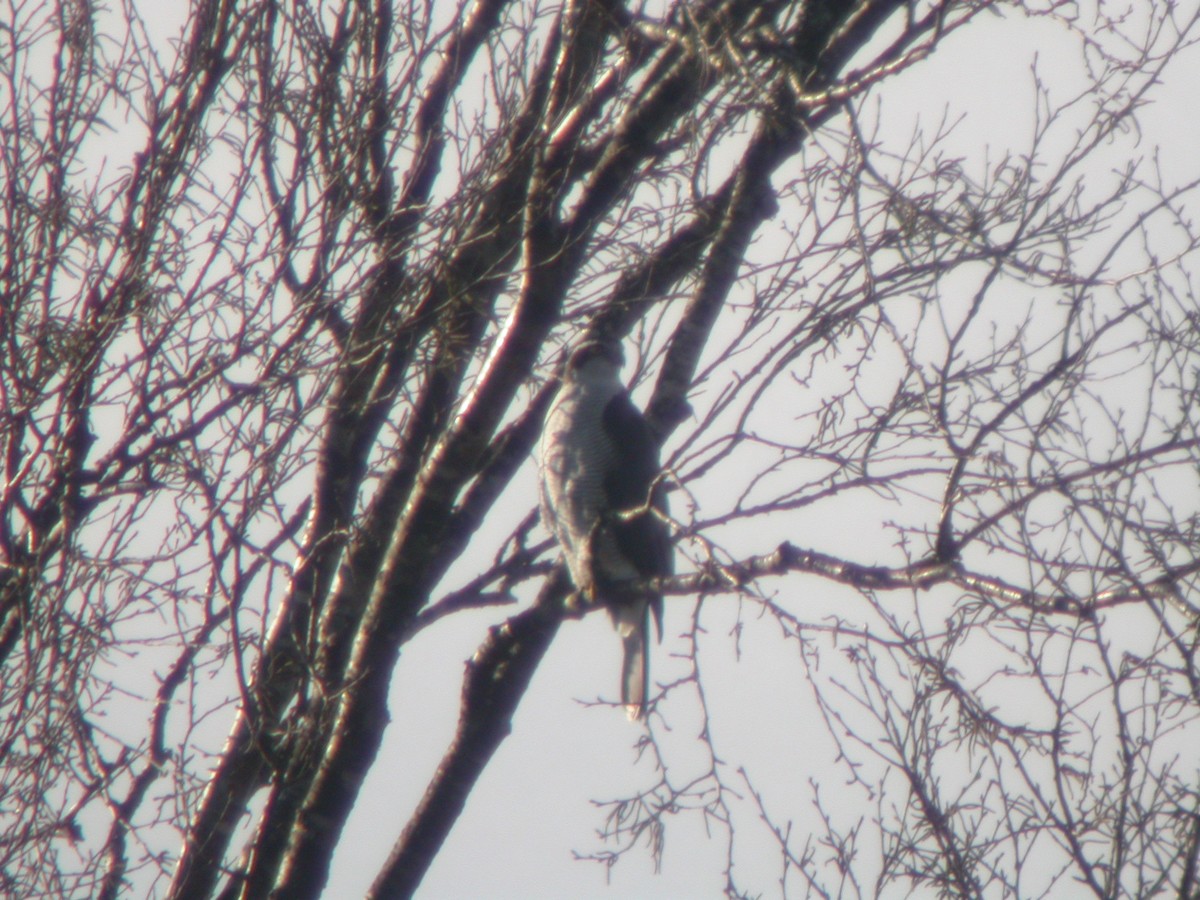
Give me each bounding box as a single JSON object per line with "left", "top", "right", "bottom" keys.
{"left": 539, "top": 340, "right": 673, "bottom": 719}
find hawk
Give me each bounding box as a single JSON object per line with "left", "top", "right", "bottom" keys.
{"left": 539, "top": 340, "right": 673, "bottom": 719}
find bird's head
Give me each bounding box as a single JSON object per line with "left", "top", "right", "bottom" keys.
{"left": 564, "top": 340, "right": 624, "bottom": 385}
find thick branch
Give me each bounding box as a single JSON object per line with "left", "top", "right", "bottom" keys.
{"left": 367, "top": 575, "right": 568, "bottom": 899}
{"left": 679, "top": 540, "right": 1193, "bottom": 618}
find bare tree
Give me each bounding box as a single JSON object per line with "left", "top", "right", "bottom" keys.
{"left": 2, "top": 0, "right": 1198, "bottom": 897}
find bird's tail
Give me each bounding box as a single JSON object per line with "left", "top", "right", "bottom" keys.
{"left": 613, "top": 600, "right": 650, "bottom": 720}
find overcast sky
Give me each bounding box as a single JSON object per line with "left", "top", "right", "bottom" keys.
{"left": 314, "top": 6, "right": 1200, "bottom": 898}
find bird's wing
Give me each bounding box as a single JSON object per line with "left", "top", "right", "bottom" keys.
{"left": 601, "top": 389, "right": 672, "bottom": 640}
